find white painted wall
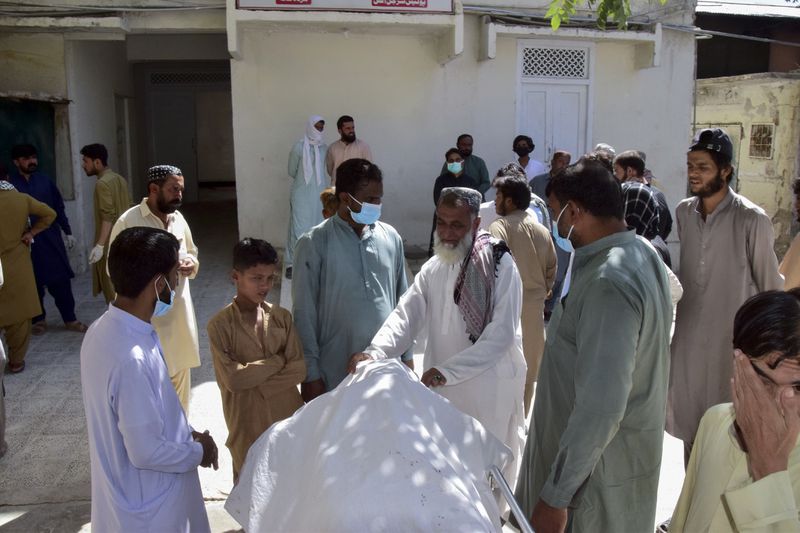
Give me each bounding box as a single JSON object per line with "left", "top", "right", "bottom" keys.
{"left": 589, "top": 30, "right": 696, "bottom": 248}
{"left": 231, "top": 14, "right": 695, "bottom": 250}
{"left": 64, "top": 39, "right": 134, "bottom": 273}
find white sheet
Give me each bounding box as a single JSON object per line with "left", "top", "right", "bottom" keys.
{"left": 225, "top": 359, "right": 510, "bottom": 532}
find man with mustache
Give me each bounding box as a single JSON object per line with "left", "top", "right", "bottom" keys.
{"left": 440, "top": 134, "right": 491, "bottom": 195}
{"left": 325, "top": 115, "right": 372, "bottom": 181}
{"left": 9, "top": 144, "right": 87, "bottom": 336}
{"left": 667, "top": 128, "right": 784, "bottom": 464}
{"left": 109, "top": 165, "right": 201, "bottom": 412}
{"left": 349, "top": 186, "right": 526, "bottom": 490}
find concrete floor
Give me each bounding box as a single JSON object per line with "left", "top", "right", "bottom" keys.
{"left": 0, "top": 199, "right": 685, "bottom": 532}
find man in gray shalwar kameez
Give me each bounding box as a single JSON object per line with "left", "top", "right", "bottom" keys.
{"left": 666, "top": 128, "right": 784, "bottom": 459}
{"left": 514, "top": 159, "right": 672, "bottom": 532}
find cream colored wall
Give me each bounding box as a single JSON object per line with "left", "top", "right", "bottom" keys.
{"left": 232, "top": 16, "right": 518, "bottom": 247}
{"left": 64, "top": 39, "right": 134, "bottom": 273}
{"left": 591, "top": 31, "right": 696, "bottom": 248}
{"left": 231, "top": 15, "right": 696, "bottom": 250}
{"left": 696, "top": 75, "right": 800, "bottom": 255}
{"left": 0, "top": 33, "right": 66, "bottom": 96}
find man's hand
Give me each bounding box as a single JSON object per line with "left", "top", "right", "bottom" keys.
{"left": 301, "top": 379, "right": 326, "bottom": 403}
{"left": 530, "top": 499, "right": 568, "bottom": 533}
{"left": 88, "top": 244, "right": 104, "bottom": 264}
{"left": 731, "top": 350, "right": 800, "bottom": 480}
{"left": 178, "top": 257, "right": 195, "bottom": 276}
{"left": 347, "top": 352, "right": 374, "bottom": 374}
{"left": 21, "top": 231, "right": 34, "bottom": 246}
{"left": 421, "top": 367, "right": 447, "bottom": 388}
{"left": 65, "top": 234, "right": 76, "bottom": 250}
{"left": 192, "top": 430, "right": 219, "bottom": 470}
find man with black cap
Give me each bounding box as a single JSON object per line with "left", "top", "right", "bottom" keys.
{"left": 108, "top": 165, "right": 201, "bottom": 413}
{"left": 667, "top": 128, "right": 784, "bottom": 463}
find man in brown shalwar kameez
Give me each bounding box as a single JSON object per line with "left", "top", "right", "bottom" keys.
{"left": 488, "top": 169, "right": 556, "bottom": 414}
{"left": 0, "top": 178, "right": 56, "bottom": 373}
{"left": 667, "top": 128, "right": 784, "bottom": 462}
{"left": 208, "top": 238, "right": 305, "bottom": 483}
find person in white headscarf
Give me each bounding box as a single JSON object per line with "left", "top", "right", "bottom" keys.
{"left": 285, "top": 115, "right": 328, "bottom": 279}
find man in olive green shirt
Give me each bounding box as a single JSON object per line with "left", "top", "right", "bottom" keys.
{"left": 514, "top": 159, "right": 672, "bottom": 533}
{"left": 440, "top": 134, "right": 490, "bottom": 194}
{"left": 81, "top": 143, "right": 131, "bottom": 303}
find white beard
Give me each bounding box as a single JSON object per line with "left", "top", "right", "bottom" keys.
{"left": 433, "top": 232, "right": 473, "bottom": 266}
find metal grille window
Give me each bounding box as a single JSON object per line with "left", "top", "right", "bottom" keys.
{"left": 749, "top": 124, "right": 774, "bottom": 159}
{"left": 150, "top": 72, "right": 231, "bottom": 85}
{"left": 522, "top": 47, "right": 588, "bottom": 79}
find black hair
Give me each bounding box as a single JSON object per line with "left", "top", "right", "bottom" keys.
{"left": 733, "top": 289, "right": 800, "bottom": 368}
{"left": 549, "top": 159, "right": 624, "bottom": 219}
{"left": 456, "top": 133, "right": 473, "bottom": 144}
{"left": 513, "top": 135, "right": 534, "bottom": 150}
{"left": 335, "top": 158, "right": 382, "bottom": 197}
{"left": 108, "top": 227, "right": 179, "bottom": 298}
{"left": 494, "top": 175, "right": 532, "bottom": 210}
{"left": 614, "top": 150, "right": 645, "bottom": 177}
{"left": 233, "top": 238, "right": 279, "bottom": 270}
{"left": 11, "top": 144, "right": 37, "bottom": 160}
{"left": 336, "top": 115, "right": 354, "bottom": 130}
{"left": 445, "top": 147, "right": 461, "bottom": 160}
{"left": 80, "top": 144, "right": 108, "bottom": 166}
{"left": 793, "top": 178, "right": 800, "bottom": 196}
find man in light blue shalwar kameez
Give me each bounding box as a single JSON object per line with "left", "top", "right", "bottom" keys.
{"left": 292, "top": 158, "right": 412, "bottom": 403}
{"left": 286, "top": 115, "right": 328, "bottom": 278}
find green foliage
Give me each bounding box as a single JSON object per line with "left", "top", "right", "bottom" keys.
{"left": 547, "top": 0, "right": 666, "bottom": 30}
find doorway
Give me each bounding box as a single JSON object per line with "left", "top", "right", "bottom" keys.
{"left": 516, "top": 41, "right": 593, "bottom": 165}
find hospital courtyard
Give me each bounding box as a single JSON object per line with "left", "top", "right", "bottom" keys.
{"left": 0, "top": 197, "right": 685, "bottom": 532}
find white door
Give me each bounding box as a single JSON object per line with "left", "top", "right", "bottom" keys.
{"left": 519, "top": 83, "right": 588, "bottom": 165}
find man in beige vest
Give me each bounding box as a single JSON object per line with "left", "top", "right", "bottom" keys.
{"left": 109, "top": 165, "right": 200, "bottom": 412}
{"left": 488, "top": 165, "right": 556, "bottom": 414}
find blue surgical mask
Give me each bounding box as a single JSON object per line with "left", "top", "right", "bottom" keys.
{"left": 348, "top": 194, "right": 382, "bottom": 225}
{"left": 153, "top": 276, "right": 175, "bottom": 317}
{"left": 447, "top": 161, "right": 463, "bottom": 174}
{"left": 551, "top": 204, "right": 575, "bottom": 253}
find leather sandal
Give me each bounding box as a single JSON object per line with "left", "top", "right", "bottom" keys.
{"left": 7, "top": 361, "right": 25, "bottom": 374}
{"left": 64, "top": 321, "right": 88, "bottom": 333}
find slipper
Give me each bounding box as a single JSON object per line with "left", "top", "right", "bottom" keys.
{"left": 65, "top": 321, "right": 88, "bottom": 333}
{"left": 7, "top": 361, "right": 25, "bottom": 374}
{"left": 31, "top": 322, "right": 46, "bottom": 336}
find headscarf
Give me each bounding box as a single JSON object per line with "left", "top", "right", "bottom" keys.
{"left": 453, "top": 231, "right": 510, "bottom": 343}
{"left": 302, "top": 115, "right": 325, "bottom": 186}
{"left": 147, "top": 165, "right": 182, "bottom": 183}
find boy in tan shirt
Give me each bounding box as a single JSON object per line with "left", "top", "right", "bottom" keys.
{"left": 208, "top": 238, "right": 305, "bottom": 483}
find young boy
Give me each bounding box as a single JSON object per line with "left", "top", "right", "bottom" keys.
{"left": 208, "top": 238, "right": 305, "bottom": 483}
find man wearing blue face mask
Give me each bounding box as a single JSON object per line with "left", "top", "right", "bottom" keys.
{"left": 429, "top": 148, "right": 481, "bottom": 256}
{"left": 293, "top": 158, "right": 412, "bottom": 402}
{"left": 514, "top": 158, "right": 673, "bottom": 533}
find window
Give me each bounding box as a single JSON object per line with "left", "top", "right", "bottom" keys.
{"left": 521, "top": 47, "right": 589, "bottom": 79}
{"left": 749, "top": 123, "right": 774, "bottom": 159}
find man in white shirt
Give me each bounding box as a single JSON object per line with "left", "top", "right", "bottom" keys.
{"left": 81, "top": 226, "right": 218, "bottom": 532}
{"left": 109, "top": 165, "right": 200, "bottom": 412}
{"left": 513, "top": 135, "right": 547, "bottom": 178}
{"left": 350, "top": 187, "right": 526, "bottom": 488}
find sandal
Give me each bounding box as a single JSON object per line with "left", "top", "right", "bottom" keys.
{"left": 31, "top": 322, "right": 47, "bottom": 336}
{"left": 65, "top": 321, "right": 88, "bottom": 333}
{"left": 7, "top": 361, "right": 25, "bottom": 374}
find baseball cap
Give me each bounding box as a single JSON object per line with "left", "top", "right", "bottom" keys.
{"left": 689, "top": 128, "right": 733, "bottom": 163}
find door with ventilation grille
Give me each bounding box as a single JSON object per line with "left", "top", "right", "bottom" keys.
{"left": 517, "top": 42, "right": 593, "bottom": 166}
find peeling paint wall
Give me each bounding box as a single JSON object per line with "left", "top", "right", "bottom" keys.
{"left": 696, "top": 74, "right": 800, "bottom": 257}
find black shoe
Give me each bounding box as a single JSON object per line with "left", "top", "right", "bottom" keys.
{"left": 285, "top": 267, "right": 292, "bottom": 280}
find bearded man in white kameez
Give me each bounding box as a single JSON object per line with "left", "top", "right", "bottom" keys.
{"left": 350, "top": 186, "right": 526, "bottom": 489}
